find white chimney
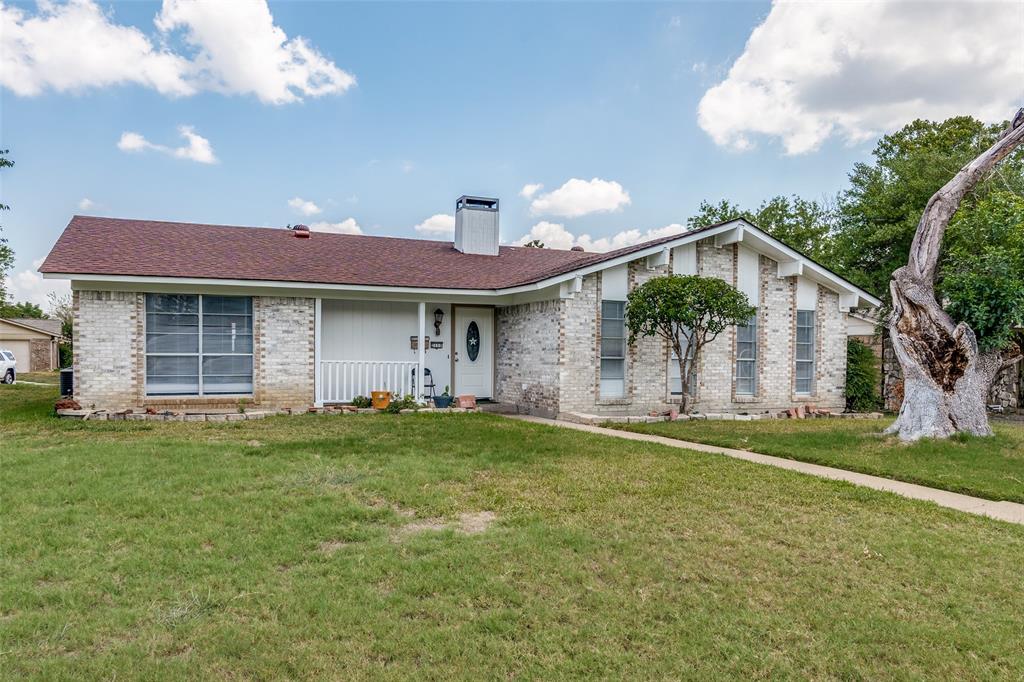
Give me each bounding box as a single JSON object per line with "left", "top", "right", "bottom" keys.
{"left": 454, "top": 196, "right": 499, "bottom": 255}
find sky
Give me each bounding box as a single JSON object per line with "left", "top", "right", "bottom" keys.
{"left": 2, "top": 0, "right": 1022, "bottom": 306}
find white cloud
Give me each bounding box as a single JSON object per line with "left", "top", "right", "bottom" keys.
{"left": 414, "top": 213, "right": 455, "bottom": 237}
{"left": 400, "top": 160, "right": 415, "bottom": 174}
{"left": 529, "top": 178, "right": 631, "bottom": 218}
{"left": 514, "top": 222, "right": 686, "bottom": 253}
{"left": 668, "top": 16, "right": 682, "bottom": 29}
{"left": 287, "top": 197, "right": 322, "bottom": 216}
{"left": 309, "top": 219, "right": 362, "bottom": 235}
{"left": 0, "top": 0, "right": 355, "bottom": 104}
{"left": 4, "top": 258, "right": 71, "bottom": 308}
{"left": 698, "top": 0, "right": 1024, "bottom": 155}
{"left": 78, "top": 198, "right": 95, "bottom": 210}
{"left": 519, "top": 183, "right": 543, "bottom": 199}
{"left": 117, "top": 125, "right": 217, "bottom": 164}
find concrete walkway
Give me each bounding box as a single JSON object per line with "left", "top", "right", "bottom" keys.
{"left": 506, "top": 415, "right": 1024, "bottom": 525}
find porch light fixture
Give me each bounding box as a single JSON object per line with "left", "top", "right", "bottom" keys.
{"left": 433, "top": 308, "right": 444, "bottom": 336}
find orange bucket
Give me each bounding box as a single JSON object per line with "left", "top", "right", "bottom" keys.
{"left": 371, "top": 391, "right": 392, "bottom": 410}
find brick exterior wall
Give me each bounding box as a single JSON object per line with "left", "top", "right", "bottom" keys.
{"left": 497, "top": 237, "right": 850, "bottom": 417}
{"left": 72, "top": 291, "right": 315, "bottom": 411}
{"left": 73, "top": 290, "right": 143, "bottom": 410}
{"left": 494, "top": 300, "right": 562, "bottom": 417}
{"left": 253, "top": 296, "right": 315, "bottom": 408}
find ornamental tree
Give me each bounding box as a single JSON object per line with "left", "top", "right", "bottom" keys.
{"left": 626, "top": 275, "right": 755, "bottom": 414}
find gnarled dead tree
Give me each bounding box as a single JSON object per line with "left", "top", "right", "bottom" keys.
{"left": 886, "top": 108, "right": 1024, "bottom": 441}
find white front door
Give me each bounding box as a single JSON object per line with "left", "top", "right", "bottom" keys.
{"left": 454, "top": 307, "right": 493, "bottom": 398}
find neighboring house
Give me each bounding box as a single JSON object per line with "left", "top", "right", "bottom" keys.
{"left": 40, "top": 197, "right": 879, "bottom": 417}
{"left": 0, "top": 317, "right": 63, "bottom": 372}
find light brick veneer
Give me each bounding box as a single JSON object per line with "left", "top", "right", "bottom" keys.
{"left": 254, "top": 296, "right": 315, "bottom": 408}
{"left": 498, "top": 236, "right": 849, "bottom": 416}
{"left": 495, "top": 299, "right": 561, "bottom": 417}
{"left": 73, "top": 290, "right": 143, "bottom": 410}
{"left": 72, "top": 291, "right": 315, "bottom": 411}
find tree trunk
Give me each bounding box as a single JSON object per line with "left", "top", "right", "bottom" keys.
{"left": 886, "top": 109, "right": 1024, "bottom": 441}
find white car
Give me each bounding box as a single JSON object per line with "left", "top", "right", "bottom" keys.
{"left": 0, "top": 349, "right": 16, "bottom": 384}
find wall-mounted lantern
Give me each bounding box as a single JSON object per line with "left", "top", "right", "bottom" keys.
{"left": 433, "top": 308, "right": 444, "bottom": 336}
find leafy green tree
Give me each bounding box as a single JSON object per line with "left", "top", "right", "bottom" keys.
{"left": 47, "top": 292, "right": 74, "bottom": 367}
{"left": 833, "top": 116, "right": 1024, "bottom": 299}
{"left": 625, "top": 275, "right": 755, "bottom": 414}
{"left": 940, "top": 191, "right": 1024, "bottom": 351}
{"left": 0, "top": 301, "right": 46, "bottom": 318}
{"left": 686, "top": 195, "right": 836, "bottom": 265}
{"left": 0, "top": 150, "right": 13, "bottom": 306}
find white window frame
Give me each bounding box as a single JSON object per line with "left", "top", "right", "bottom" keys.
{"left": 600, "top": 300, "right": 627, "bottom": 398}
{"left": 795, "top": 309, "right": 815, "bottom": 395}
{"left": 144, "top": 294, "right": 254, "bottom": 397}
{"left": 735, "top": 313, "right": 757, "bottom": 395}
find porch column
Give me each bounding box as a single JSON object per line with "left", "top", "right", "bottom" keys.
{"left": 314, "top": 297, "right": 323, "bottom": 407}
{"left": 417, "top": 301, "right": 426, "bottom": 402}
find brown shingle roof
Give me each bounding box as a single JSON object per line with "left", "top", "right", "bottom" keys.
{"left": 40, "top": 216, "right": 715, "bottom": 290}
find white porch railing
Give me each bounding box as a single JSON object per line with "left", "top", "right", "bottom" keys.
{"left": 319, "top": 360, "right": 418, "bottom": 404}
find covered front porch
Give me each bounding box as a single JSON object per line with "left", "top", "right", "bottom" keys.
{"left": 314, "top": 299, "right": 495, "bottom": 406}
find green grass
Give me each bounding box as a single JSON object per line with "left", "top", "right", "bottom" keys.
{"left": 2, "top": 382, "right": 1024, "bottom": 679}
{"left": 611, "top": 417, "right": 1024, "bottom": 504}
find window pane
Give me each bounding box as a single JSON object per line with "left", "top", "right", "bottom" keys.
{"left": 147, "top": 333, "right": 200, "bottom": 354}
{"left": 202, "top": 355, "right": 253, "bottom": 394}
{"left": 146, "top": 294, "right": 198, "bottom": 314}
{"left": 795, "top": 377, "right": 811, "bottom": 394}
{"left": 600, "top": 337, "right": 624, "bottom": 359}
{"left": 601, "top": 318, "right": 624, "bottom": 339}
{"left": 601, "top": 301, "right": 625, "bottom": 319}
{"left": 600, "top": 358, "right": 624, "bottom": 379}
{"left": 202, "top": 296, "right": 252, "bottom": 316}
{"left": 202, "top": 333, "right": 253, "bottom": 354}
{"left": 600, "top": 378, "right": 625, "bottom": 398}
{"left": 796, "top": 325, "right": 812, "bottom": 344}
{"left": 146, "top": 355, "right": 199, "bottom": 395}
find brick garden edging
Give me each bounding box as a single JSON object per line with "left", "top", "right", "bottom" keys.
{"left": 55, "top": 406, "right": 481, "bottom": 421}
{"left": 559, "top": 409, "right": 885, "bottom": 426}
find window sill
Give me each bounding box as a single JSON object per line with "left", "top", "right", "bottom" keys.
{"left": 596, "top": 398, "right": 632, "bottom": 406}
{"left": 145, "top": 394, "right": 254, "bottom": 403}
{"left": 732, "top": 395, "right": 761, "bottom": 403}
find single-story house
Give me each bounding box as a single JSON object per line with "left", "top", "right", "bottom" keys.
{"left": 0, "top": 317, "right": 63, "bottom": 372}
{"left": 40, "top": 196, "right": 879, "bottom": 417}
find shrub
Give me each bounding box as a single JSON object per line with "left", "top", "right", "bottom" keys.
{"left": 846, "top": 338, "right": 880, "bottom": 411}
{"left": 351, "top": 395, "right": 372, "bottom": 408}
{"left": 385, "top": 394, "right": 419, "bottom": 414}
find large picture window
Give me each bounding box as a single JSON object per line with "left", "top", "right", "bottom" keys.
{"left": 145, "top": 294, "right": 253, "bottom": 396}
{"left": 795, "top": 310, "right": 815, "bottom": 395}
{"left": 600, "top": 300, "right": 626, "bottom": 398}
{"left": 735, "top": 313, "right": 757, "bottom": 395}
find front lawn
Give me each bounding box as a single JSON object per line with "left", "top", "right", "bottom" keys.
{"left": 612, "top": 417, "right": 1024, "bottom": 504}
{"left": 2, "top": 382, "right": 1024, "bottom": 679}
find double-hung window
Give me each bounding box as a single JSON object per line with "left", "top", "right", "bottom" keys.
{"left": 735, "top": 313, "right": 757, "bottom": 395}
{"left": 600, "top": 300, "right": 626, "bottom": 398}
{"left": 795, "top": 310, "right": 815, "bottom": 395}
{"left": 145, "top": 294, "right": 253, "bottom": 396}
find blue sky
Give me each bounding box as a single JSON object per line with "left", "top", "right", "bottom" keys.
{"left": 2, "top": 0, "right": 1021, "bottom": 304}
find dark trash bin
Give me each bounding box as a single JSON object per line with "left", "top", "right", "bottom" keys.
{"left": 59, "top": 367, "right": 74, "bottom": 396}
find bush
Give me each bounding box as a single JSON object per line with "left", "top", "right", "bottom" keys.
{"left": 846, "top": 338, "right": 880, "bottom": 412}
{"left": 385, "top": 394, "right": 419, "bottom": 414}
{"left": 351, "top": 395, "right": 372, "bottom": 408}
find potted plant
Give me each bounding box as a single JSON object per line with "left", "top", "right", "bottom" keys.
{"left": 432, "top": 386, "right": 453, "bottom": 409}
{"left": 371, "top": 390, "right": 392, "bottom": 410}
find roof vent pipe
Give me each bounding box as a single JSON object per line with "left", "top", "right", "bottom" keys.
{"left": 454, "top": 196, "right": 499, "bottom": 255}
{"left": 292, "top": 224, "right": 311, "bottom": 239}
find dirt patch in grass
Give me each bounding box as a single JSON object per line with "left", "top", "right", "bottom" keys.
{"left": 317, "top": 540, "right": 350, "bottom": 554}
{"left": 458, "top": 510, "right": 497, "bottom": 534}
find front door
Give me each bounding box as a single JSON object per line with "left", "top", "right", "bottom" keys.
{"left": 454, "top": 307, "right": 493, "bottom": 398}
